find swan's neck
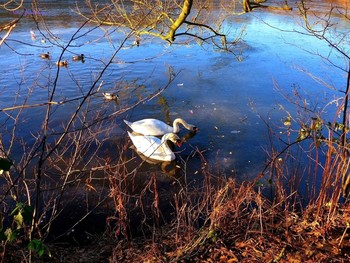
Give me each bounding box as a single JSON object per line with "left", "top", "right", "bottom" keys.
{"left": 172, "top": 118, "right": 190, "bottom": 132}
{"left": 161, "top": 136, "right": 174, "bottom": 154}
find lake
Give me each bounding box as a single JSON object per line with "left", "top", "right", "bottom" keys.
{"left": 0, "top": 0, "right": 348, "bottom": 241}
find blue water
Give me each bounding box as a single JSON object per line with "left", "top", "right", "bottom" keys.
{"left": 0, "top": 1, "right": 348, "bottom": 183}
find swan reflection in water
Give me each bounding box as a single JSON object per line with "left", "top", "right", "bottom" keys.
{"left": 138, "top": 153, "right": 181, "bottom": 176}
{"left": 128, "top": 130, "right": 197, "bottom": 184}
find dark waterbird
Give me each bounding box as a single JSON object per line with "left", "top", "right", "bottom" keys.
{"left": 40, "top": 52, "right": 50, "bottom": 59}
{"left": 72, "top": 54, "right": 85, "bottom": 62}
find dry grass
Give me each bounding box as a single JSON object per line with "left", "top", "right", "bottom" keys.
{"left": 103, "top": 144, "right": 350, "bottom": 263}
{"left": 106, "top": 178, "right": 350, "bottom": 262}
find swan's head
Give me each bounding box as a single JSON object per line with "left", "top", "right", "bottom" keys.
{"left": 175, "top": 138, "right": 182, "bottom": 147}
{"left": 174, "top": 118, "right": 198, "bottom": 133}
{"left": 165, "top": 133, "right": 182, "bottom": 147}
{"left": 190, "top": 125, "right": 198, "bottom": 133}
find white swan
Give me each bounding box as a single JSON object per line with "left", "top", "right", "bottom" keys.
{"left": 124, "top": 118, "right": 198, "bottom": 136}
{"left": 127, "top": 132, "right": 182, "bottom": 161}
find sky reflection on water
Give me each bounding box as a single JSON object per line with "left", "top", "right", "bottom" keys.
{"left": 0, "top": 2, "right": 347, "bottom": 183}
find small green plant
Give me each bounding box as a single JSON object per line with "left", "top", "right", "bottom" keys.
{"left": 296, "top": 117, "right": 324, "bottom": 142}
{"left": 0, "top": 202, "right": 51, "bottom": 258}
{"left": 0, "top": 202, "right": 33, "bottom": 242}
{"left": 207, "top": 228, "right": 218, "bottom": 242}
{"left": 10, "top": 202, "right": 34, "bottom": 230}
{"left": 28, "top": 239, "right": 51, "bottom": 257}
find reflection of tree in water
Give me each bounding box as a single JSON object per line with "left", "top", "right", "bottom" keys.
{"left": 156, "top": 65, "right": 181, "bottom": 124}
{"left": 180, "top": 131, "right": 197, "bottom": 143}
{"left": 157, "top": 95, "right": 171, "bottom": 124}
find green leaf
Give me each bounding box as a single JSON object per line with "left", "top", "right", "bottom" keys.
{"left": 28, "top": 239, "right": 51, "bottom": 257}
{"left": 283, "top": 117, "right": 291, "bottom": 126}
{"left": 10, "top": 203, "right": 33, "bottom": 222}
{"left": 10, "top": 202, "right": 23, "bottom": 216}
{"left": 297, "top": 128, "right": 310, "bottom": 141}
{"left": 208, "top": 229, "right": 218, "bottom": 242}
{"left": 334, "top": 122, "right": 345, "bottom": 131}
{"left": 0, "top": 157, "right": 12, "bottom": 172}
{"left": 311, "top": 117, "right": 323, "bottom": 131}
{"left": 38, "top": 246, "right": 45, "bottom": 257}
{"left": 13, "top": 212, "right": 23, "bottom": 229}
{"left": 22, "top": 205, "right": 34, "bottom": 222}
{"left": 208, "top": 229, "right": 215, "bottom": 238}
{"left": 4, "top": 228, "right": 17, "bottom": 242}
{"left": 255, "top": 181, "right": 262, "bottom": 186}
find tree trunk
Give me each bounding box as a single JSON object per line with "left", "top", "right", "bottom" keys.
{"left": 243, "top": 0, "right": 252, "bottom": 12}
{"left": 164, "top": 0, "right": 193, "bottom": 42}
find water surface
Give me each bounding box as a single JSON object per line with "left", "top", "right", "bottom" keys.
{"left": 0, "top": 0, "right": 347, "bottom": 182}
